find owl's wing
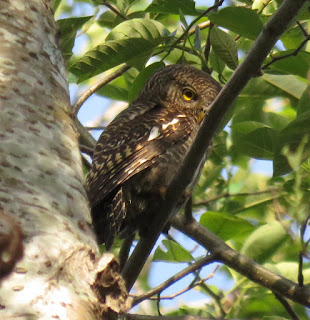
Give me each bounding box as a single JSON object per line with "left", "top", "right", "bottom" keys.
{"left": 87, "top": 102, "right": 195, "bottom": 208}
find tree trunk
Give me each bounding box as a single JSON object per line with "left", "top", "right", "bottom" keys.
{"left": 0, "top": 1, "right": 128, "bottom": 318}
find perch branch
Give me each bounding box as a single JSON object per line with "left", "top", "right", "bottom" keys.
{"left": 172, "top": 214, "right": 310, "bottom": 307}
{"left": 121, "top": 0, "right": 308, "bottom": 292}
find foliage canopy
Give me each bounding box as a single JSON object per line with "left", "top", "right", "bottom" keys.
{"left": 55, "top": 0, "right": 310, "bottom": 318}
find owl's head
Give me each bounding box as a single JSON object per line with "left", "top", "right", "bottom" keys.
{"left": 137, "top": 64, "right": 221, "bottom": 113}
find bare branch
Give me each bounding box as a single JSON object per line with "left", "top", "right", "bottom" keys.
{"left": 102, "top": 1, "right": 128, "bottom": 20}
{"left": 123, "top": 313, "right": 227, "bottom": 320}
{"left": 194, "top": 188, "right": 281, "bottom": 206}
{"left": 274, "top": 292, "right": 300, "bottom": 320}
{"left": 153, "top": 266, "right": 219, "bottom": 300}
{"left": 171, "top": 214, "right": 310, "bottom": 307}
{"left": 188, "top": 21, "right": 211, "bottom": 36}
{"left": 132, "top": 255, "right": 215, "bottom": 306}
{"left": 199, "top": 282, "right": 226, "bottom": 318}
{"left": 73, "top": 65, "right": 131, "bottom": 116}
{"left": 299, "top": 216, "right": 310, "bottom": 286}
{"left": 121, "top": 0, "right": 308, "bottom": 292}
{"left": 263, "top": 35, "right": 310, "bottom": 69}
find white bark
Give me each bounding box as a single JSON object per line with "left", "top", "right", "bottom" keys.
{"left": 0, "top": 1, "right": 128, "bottom": 318}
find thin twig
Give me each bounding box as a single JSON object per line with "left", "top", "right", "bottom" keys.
{"left": 274, "top": 292, "right": 300, "bottom": 320}
{"left": 172, "top": 214, "right": 310, "bottom": 307}
{"left": 263, "top": 35, "right": 310, "bottom": 69}
{"left": 200, "top": 282, "right": 226, "bottom": 318}
{"left": 161, "top": 0, "right": 224, "bottom": 61}
{"left": 123, "top": 314, "right": 226, "bottom": 320}
{"left": 188, "top": 21, "right": 211, "bottom": 36}
{"left": 257, "top": 0, "right": 272, "bottom": 14}
{"left": 80, "top": 144, "right": 94, "bottom": 156}
{"left": 102, "top": 1, "right": 128, "bottom": 20}
{"left": 194, "top": 188, "right": 281, "bottom": 206}
{"left": 299, "top": 216, "right": 310, "bottom": 286}
{"left": 297, "top": 21, "right": 308, "bottom": 37}
{"left": 85, "top": 126, "right": 106, "bottom": 130}
{"left": 148, "top": 266, "right": 219, "bottom": 301}
{"left": 131, "top": 254, "right": 215, "bottom": 306}
{"left": 73, "top": 64, "right": 131, "bottom": 116}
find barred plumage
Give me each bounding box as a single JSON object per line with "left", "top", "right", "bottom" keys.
{"left": 87, "top": 64, "right": 221, "bottom": 249}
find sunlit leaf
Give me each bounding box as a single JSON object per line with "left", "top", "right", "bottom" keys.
{"left": 240, "top": 221, "right": 290, "bottom": 263}
{"left": 200, "top": 211, "right": 255, "bottom": 241}
{"left": 69, "top": 38, "right": 162, "bottom": 82}
{"left": 145, "top": 0, "right": 197, "bottom": 15}
{"left": 262, "top": 74, "right": 307, "bottom": 99}
{"left": 106, "top": 18, "right": 166, "bottom": 41}
{"left": 209, "top": 7, "right": 263, "bottom": 40}
{"left": 153, "top": 239, "right": 193, "bottom": 262}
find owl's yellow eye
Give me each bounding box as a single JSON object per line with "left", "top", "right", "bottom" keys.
{"left": 182, "top": 88, "right": 196, "bottom": 101}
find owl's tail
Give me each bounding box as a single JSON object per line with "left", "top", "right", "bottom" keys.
{"left": 91, "top": 187, "right": 127, "bottom": 250}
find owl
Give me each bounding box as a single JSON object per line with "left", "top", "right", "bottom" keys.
{"left": 87, "top": 64, "right": 221, "bottom": 249}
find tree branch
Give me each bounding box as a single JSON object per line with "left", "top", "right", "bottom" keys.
{"left": 123, "top": 314, "right": 226, "bottom": 320}
{"left": 103, "top": 1, "right": 128, "bottom": 21}
{"left": 274, "top": 292, "right": 300, "bottom": 320}
{"left": 194, "top": 188, "right": 281, "bottom": 206}
{"left": 262, "top": 35, "right": 310, "bottom": 69}
{"left": 121, "top": 0, "right": 308, "bottom": 292}
{"left": 73, "top": 64, "right": 130, "bottom": 116}
{"left": 132, "top": 255, "right": 215, "bottom": 306}
{"left": 171, "top": 214, "right": 310, "bottom": 307}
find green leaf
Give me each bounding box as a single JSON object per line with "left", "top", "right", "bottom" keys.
{"left": 262, "top": 74, "right": 307, "bottom": 99}
{"left": 297, "top": 88, "right": 310, "bottom": 116}
{"left": 231, "top": 123, "right": 277, "bottom": 159}
{"left": 153, "top": 239, "right": 193, "bottom": 262}
{"left": 97, "top": 84, "right": 129, "bottom": 101}
{"left": 241, "top": 221, "right": 290, "bottom": 263}
{"left": 209, "top": 49, "right": 225, "bottom": 74}
{"left": 57, "top": 16, "right": 93, "bottom": 60}
{"left": 106, "top": 18, "right": 166, "bottom": 41}
{"left": 193, "top": 26, "right": 202, "bottom": 50}
{"left": 145, "top": 0, "right": 197, "bottom": 15}
{"left": 200, "top": 211, "right": 255, "bottom": 241}
{"left": 265, "top": 51, "right": 310, "bottom": 79}
{"left": 209, "top": 7, "right": 263, "bottom": 40}
{"left": 69, "top": 38, "right": 162, "bottom": 82}
{"left": 239, "top": 77, "right": 292, "bottom": 101}
{"left": 98, "top": 10, "right": 123, "bottom": 29}
{"left": 128, "top": 62, "right": 165, "bottom": 102}
{"left": 179, "top": 9, "right": 188, "bottom": 28}
{"left": 210, "top": 27, "right": 238, "bottom": 70}
{"left": 273, "top": 112, "right": 310, "bottom": 176}
{"left": 264, "top": 262, "right": 310, "bottom": 284}
{"left": 97, "top": 67, "right": 138, "bottom": 101}
{"left": 281, "top": 23, "right": 307, "bottom": 50}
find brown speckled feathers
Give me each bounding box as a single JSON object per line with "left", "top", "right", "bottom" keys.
{"left": 87, "top": 65, "right": 221, "bottom": 249}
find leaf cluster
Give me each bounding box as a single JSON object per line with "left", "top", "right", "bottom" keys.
{"left": 55, "top": 0, "right": 310, "bottom": 318}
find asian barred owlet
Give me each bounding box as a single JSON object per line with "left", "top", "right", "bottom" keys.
{"left": 87, "top": 64, "right": 221, "bottom": 249}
